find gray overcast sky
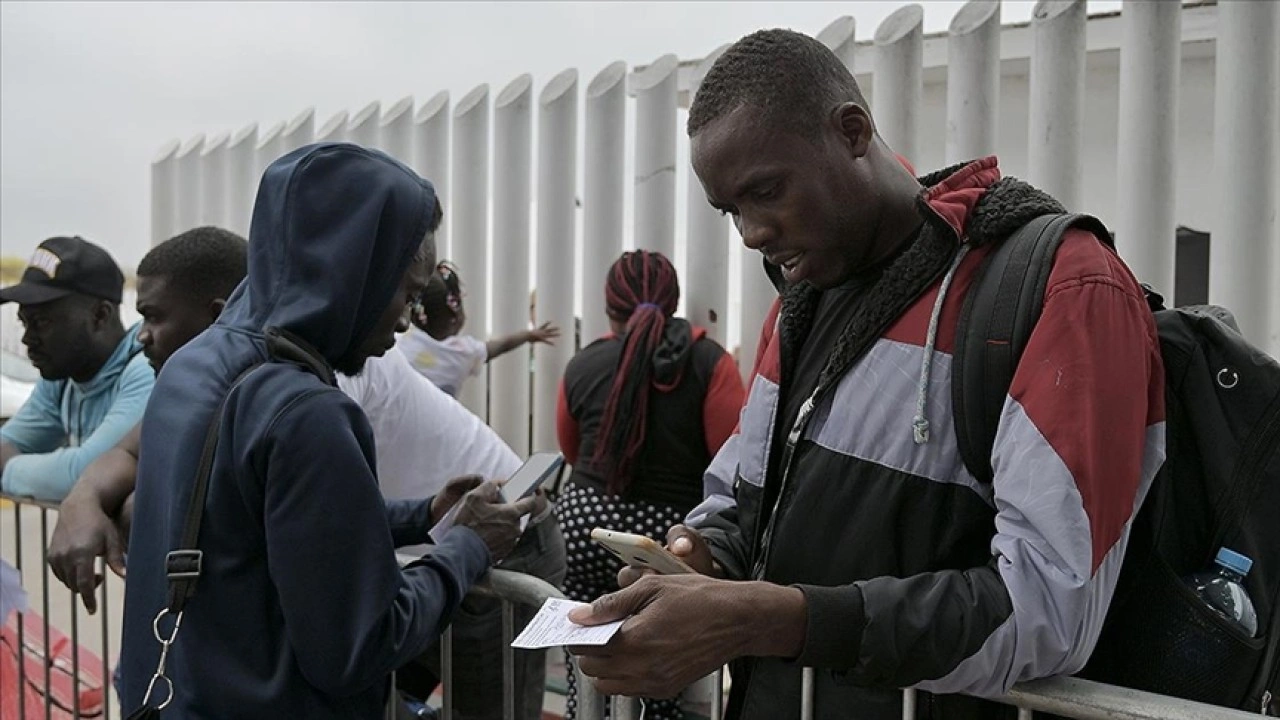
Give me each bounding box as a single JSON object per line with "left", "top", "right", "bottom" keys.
{"left": 1, "top": 1, "right": 1108, "bottom": 272}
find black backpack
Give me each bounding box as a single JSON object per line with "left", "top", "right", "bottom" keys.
{"left": 953, "top": 213, "right": 1280, "bottom": 714}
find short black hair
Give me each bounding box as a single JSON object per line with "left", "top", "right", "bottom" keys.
{"left": 688, "top": 28, "right": 869, "bottom": 139}
{"left": 137, "top": 226, "right": 248, "bottom": 302}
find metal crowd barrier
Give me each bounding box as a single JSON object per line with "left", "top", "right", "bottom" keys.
{"left": 428, "top": 565, "right": 1266, "bottom": 720}
{"left": 2, "top": 493, "right": 118, "bottom": 720}
{"left": 3, "top": 494, "right": 1264, "bottom": 720}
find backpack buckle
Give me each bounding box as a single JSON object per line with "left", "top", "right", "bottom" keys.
{"left": 165, "top": 550, "right": 203, "bottom": 580}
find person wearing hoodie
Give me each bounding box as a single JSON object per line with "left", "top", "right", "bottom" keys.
{"left": 568, "top": 30, "right": 1164, "bottom": 719}
{"left": 119, "top": 144, "right": 538, "bottom": 718}
{"left": 0, "top": 236, "right": 153, "bottom": 501}
{"left": 554, "top": 249, "right": 745, "bottom": 720}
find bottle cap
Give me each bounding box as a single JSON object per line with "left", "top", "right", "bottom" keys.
{"left": 1215, "top": 547, "right": 1253, "bottom": 576}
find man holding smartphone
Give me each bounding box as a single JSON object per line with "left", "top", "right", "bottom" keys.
{"left": 50, "top": 224, "right": 565, "bottom": 720}
{"left": 567, "top": 30, "right": 1164, "bottom": 720}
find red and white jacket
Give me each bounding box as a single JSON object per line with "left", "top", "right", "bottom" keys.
{"left": 690, "top": 157, "right": 1166, "bottom": 719}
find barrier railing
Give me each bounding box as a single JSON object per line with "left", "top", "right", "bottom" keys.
{"left": 5, "top": 493, "right": 1265, "bottom": 720}
{"left": 2, "top": 493, "right": 117, "bottom": 720}
{"left": 435, "top": 565, "right": 1266, "bottom": 720}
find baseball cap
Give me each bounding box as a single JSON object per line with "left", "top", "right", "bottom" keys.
{"left": 0, "top": 236, "right": 125, "bottom": 306}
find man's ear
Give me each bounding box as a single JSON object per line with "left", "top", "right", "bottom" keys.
{"left": 208, "top": 297, "right": 227, "bottom": 323}
{"left": 92, "top": 299, "right": 116, "bottom": 329}
{"left": 830, "top": 102, "right": 875, "bottom": 159}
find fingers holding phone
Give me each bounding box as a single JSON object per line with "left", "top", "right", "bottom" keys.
{"left": 610, "top": 524, "right": 719, "bottom": 588}
{"left": 666, "top": 524, "right": 719, "bottom": 577}
{"left": 591, "top": 528, "right": 696, "bottom": 586}
{"left": 452, "top": 481, "right": 525, "bottom": 561}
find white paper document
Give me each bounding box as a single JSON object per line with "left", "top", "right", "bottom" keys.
{"left": 510, "top": 598, "right": 625, "bottom": 649}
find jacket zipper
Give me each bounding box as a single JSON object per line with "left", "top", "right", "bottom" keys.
{"left": 749, "top": 204, "right": 960, "bottom": 582}
{"left": 752, "top": 393, "right": 821, "bottom": 580}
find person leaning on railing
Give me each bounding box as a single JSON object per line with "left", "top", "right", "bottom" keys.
{"left": 50, "top": 223, "right": 566, "bottom": 720}
{"left": 0, "top": 236, "right": 153, "bottom": 502}
{"left": 567, "top": 30, "right": 1165, "bottom": 720}
{"left": 108, "top": 145, "right": 536, "bottom": 719}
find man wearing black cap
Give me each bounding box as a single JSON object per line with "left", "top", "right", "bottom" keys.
{"left": 0, "top": 236, "right": 154, "bottom": 501}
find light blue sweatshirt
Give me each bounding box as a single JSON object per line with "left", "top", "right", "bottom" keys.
{"left": 1, "top": 324, "right": 153, "bottom": 500}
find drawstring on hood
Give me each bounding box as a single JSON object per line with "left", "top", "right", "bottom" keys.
{"left": 908, "top": 159, "right": 1067, "bottom": 446}
{"left": 913, "top": 244, "right": 969, "bottom": 444}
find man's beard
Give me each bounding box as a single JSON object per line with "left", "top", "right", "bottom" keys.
{"left": 332, "top": 350, "right": 368, "bottom": 377}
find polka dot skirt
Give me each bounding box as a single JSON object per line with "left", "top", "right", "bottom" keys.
{"left": 558, "top": 484, "right": 689, "bottom": 720}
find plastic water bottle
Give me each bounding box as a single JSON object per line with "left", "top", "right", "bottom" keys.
{"left": 1185, "top": 547, "right": 1258, "bottom": 637}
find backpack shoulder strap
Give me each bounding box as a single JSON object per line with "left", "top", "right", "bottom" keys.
{"left": 163, "top": 361, "right": 264, "bottom": 614}
{"left": 952, "top": 212, "right": 1113, "bottom": 484}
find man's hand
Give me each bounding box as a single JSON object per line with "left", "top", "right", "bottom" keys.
{"left": 48, "top": 489, "right": 127, "bottom": 614}
{"left": 452, "top": 480, "right": 546, "bottom": 561}
{"left": 567, "top": 575, "right": 807, "bottom": 699}
{"left": 430, "top": 475, "right": 484, "bottom": 525}
{"left": 527, "top": 322, "right": 561, "bottom": 345}
{"left": 617, "top": 524, "right": 721, "bottom": 588}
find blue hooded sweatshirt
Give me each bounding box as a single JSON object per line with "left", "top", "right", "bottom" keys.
{"left": 120, "top": 144, "right": 491, "bottom": 718}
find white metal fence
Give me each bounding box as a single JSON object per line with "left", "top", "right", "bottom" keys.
{"left": 146, "top": 1, "right": 1280, "bottom": 460}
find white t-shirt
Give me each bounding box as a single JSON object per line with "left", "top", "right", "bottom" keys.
{"left": 338, "top": 349, "right": 520, "bottom": 554}
{"left": 394, "top": 327, "right": 487, "bottom": 397}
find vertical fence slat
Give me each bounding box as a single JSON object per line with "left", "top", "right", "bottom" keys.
{"left": 1115, "top": 0, "right": 1181, "bottom": 301}
{"left": 946, "top": 0, "right": 1001, "bottom": 164}
{"left": 492, "top": 74, "right": 534, "bottom": 455}
{"left": 817, "top": 16, "right": 858, "bottom": 70}
{"left": 315, "top": 110, "right": 349, "bottom": 144}
{"left": 150, "top": 140, "right": 181, "bottom": 248}
{"left": 533, "top": 69, "right": 579, "bottom": 452}
{"left": 874, "top": 4, "right": 924, "bottom": 164}
{"left": 254, "top": 122, "right": 286, "bottom": 189}
{"left": 174, "top": 134, "right": 205, "bottom": 236}
{"left": 581, "top": 61, "right": 627, "bottom": 347}
{"left": 280, "top": 107, "right": 315, "bottom": 157}
{"left": 348, "top": 101, "right": 382, "bottom": 150}
{"left": 199, "top": 131, "right": 230, "bottom": 229}
{"left": 633, "top": 54, "right": 679, "bottom": 260}
{"left": 684, "top": 46, "right": 731, "bottom": 346}
{"left": 452, "top": 85, "right": 492, "bottom": 419}
{"left": 226, "top": 124, "right": 258, "bottom": 238}
{"left": 379, "top": 96, "right": 414, "bottom": 161}
{"left": 736, "top": 243, "right": 776, "bottom": 383}
{"left": 413, "top": 92, "right": 451, "bottom": 253}
{"left": 1210, "top": 0, "right": 1279, "bottom": 347}
{"left": 1028, "top": 0, "right": 1087, "bottom": 210}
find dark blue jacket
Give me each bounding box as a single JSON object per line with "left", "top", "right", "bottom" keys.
{"left": 120, "top": 144, "right": 490, "bottom": 718}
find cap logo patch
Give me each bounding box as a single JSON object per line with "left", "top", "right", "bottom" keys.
{"left": 29, "top": 248, "right": 62, "bottom": 278}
